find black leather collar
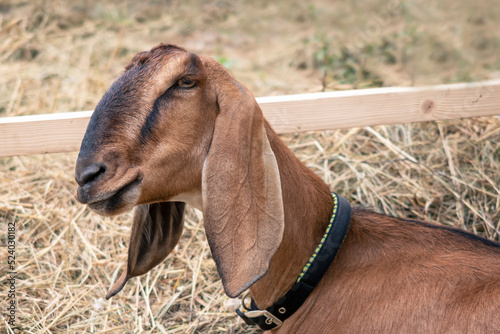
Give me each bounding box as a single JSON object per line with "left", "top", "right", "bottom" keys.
{"left": 236, "top": 193, "right": 352, "bottom": 330}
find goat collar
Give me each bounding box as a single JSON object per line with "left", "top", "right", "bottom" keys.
{"left": 236, "top": 193, "right": 352, "bottom": 330}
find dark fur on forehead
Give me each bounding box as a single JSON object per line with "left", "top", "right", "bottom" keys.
{"left": 125, "top": 43, "right": 187, "bottom": 70}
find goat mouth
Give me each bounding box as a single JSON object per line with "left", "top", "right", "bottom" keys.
{"left": 83, "top": 177, "right": 143, "bottom": 215}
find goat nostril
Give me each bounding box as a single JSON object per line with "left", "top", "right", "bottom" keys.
{"left": 76, "top": 162, "right": 107, "bottom": 186}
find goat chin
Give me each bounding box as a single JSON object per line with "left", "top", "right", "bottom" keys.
{"left": 87, "top": 184, "right": 141, "bottom": 217}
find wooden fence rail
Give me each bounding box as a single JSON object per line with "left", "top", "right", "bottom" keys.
{"left": 1, "top": 80, "right": 500, "bottom": 157}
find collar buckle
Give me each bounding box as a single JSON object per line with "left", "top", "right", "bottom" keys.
{"left": 237, "top": 307, "right": 283, "bottom": 329}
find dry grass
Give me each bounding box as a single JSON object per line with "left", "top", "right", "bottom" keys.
{"left": 1, "top": 0, "right": 499, "bottom": 333}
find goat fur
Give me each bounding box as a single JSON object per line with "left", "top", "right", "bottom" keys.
{"left": 75, "top": 44, "right": 500, "bottom": 333}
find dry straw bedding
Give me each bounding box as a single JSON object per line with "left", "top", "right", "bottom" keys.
{"left": 1, "top": 118, "right": 499, "bottom": 333}
{"left": 1, "top": 0, "right": 500, "bottom": 333}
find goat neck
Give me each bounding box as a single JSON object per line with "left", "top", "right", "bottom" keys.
{"left": 249, "top": 122, "right": 335, "bottom": 309}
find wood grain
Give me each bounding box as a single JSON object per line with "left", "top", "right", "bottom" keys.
{"left": 1, "top": 80, "right": 500, "bottom": 157}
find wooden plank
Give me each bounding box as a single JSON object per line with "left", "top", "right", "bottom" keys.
{"left": 258, "top": 79, "right": 500, "bottom": 133}
{"left": 0, "top": 111, "right": 92, "bottom": 157}
{"left": 1, "top": 80, "right": 500, "bottom": 157}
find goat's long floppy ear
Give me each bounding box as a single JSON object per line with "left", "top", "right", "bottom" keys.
{"left": 106, "top": 202, "right": 185, "bottom": 299}
{"left": 202, "top": 79, "right": 285, "bottom": 298}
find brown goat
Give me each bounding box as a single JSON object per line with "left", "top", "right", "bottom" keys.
{"left": 75, "top": 43, "right": 500, "bottom": 333}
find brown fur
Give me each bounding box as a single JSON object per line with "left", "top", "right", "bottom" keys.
{"left": 75, "top": 44, "right": 500, "bottom": 333}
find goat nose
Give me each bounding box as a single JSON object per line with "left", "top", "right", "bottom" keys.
{"left": 75, "top": 161, "right": 107, "bottom": 187}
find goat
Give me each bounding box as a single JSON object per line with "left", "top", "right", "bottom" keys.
{"left": 75, "top": 43, "right": 500, "bottom": 333}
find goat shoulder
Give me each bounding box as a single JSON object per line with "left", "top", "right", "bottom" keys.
{"left": 276, "top": 209, "right": 500, "bottom": 333}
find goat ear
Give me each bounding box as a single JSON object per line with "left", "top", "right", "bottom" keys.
{"left": 106, "top": 202, "right": 185, "bottom": 299}
{"left": 202, "top": 82, "right": 285, "bottom": 298}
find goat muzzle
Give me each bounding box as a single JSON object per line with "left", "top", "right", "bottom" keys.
{"left": 75, "top": 158, "right": 143, "bottom": 215}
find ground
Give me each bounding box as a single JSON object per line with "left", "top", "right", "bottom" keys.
{"left": 0, "top": 0, "right": 499, "bottom": 333}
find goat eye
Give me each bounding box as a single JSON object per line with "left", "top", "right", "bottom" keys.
{"left": 177, "top": 77, "right": 196, "bottom": 88}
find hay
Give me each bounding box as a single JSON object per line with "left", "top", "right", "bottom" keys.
{"left": 1, "top": 0, "right": 499, "bottom": 333}
{"left": 2, "top": 118, "right": 499, "bottom": 333}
